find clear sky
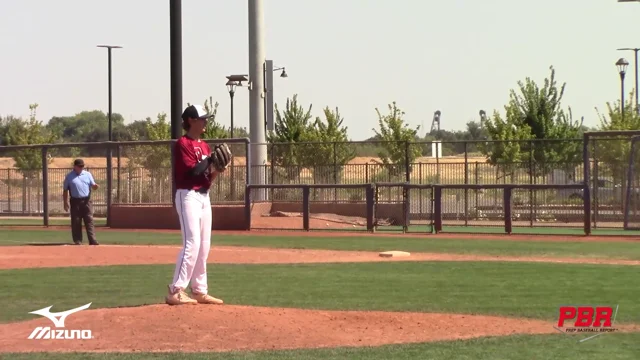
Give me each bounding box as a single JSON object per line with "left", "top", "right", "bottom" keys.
{"left": 1, "top": 0, "right": 639, "bottom": 140}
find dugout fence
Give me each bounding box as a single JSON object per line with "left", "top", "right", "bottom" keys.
{"left": 246, "top": 182, "right": 591, "bottom": 234}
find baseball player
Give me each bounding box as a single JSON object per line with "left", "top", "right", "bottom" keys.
{"left": 165, "top": 104, "right": 233, "bottom": 306}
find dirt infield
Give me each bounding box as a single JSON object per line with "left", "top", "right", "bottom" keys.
{"left": 1, "top": 245, "right": 639, "bottom": 270}
{"left": 0, "top": 305, "right": 579, "bottom": 353}
{"left": 1, "top": 233, "right": 638, "bottom": 354}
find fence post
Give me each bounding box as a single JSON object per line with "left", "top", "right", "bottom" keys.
{"left": 592, "top": 140, "right": 598, "bottom": 229}
{"left": 529, "top": 140, "right": 534, "bottom": 228}
{"left": 366, "top": 184, "right": 374, "bottom": 232}
{"left": 42, "top": 147, "right": 49, "bottom": 227}
{"left": 244, "top": 185, "right": 252, "bottom": 230}
{"left": 106, "top": 142, "right": 112, "bottom": 227}
{"left": 269, "top": 143, "right": 274, "bottom": 200}
{"left": 582, "top": 134, "right": 592, "bottom": 235}
{"left": 464, "top": 142, "right": 469, "bottom": 227}
{"left": 22, "top": 175, "right": 26, "bottom": 213}
{"left": 7, "top": 169, "right": 11, "bottom": 213}
{"left": 245, "top": 139, "right": 252, "bottom": 202}
{"left": 434, "top": 186, "right": 442, "bottom": 233}
{"left": 404, "top": 141, "right": 410, "bottom": 183}
{"left": 474, "top": 162, "right": 479, "bottom": 219}
{"left": 402, "top": 184, "right": 409, "bottom": 233}
{"left": 116, "top": 145, "right": 121, "bottom": 203}
{"left": 302, "top": 186, "right": 310, "bottom": 231}
{"left": 333, "top": 142, "right": 338, "bottom": 202}
{"left": 504, "top": 186, "right": 512, "bottom": 234}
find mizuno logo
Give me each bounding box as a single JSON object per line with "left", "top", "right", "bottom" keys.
{"left": 27, "top": 303, "right": 93, "bottom": 340}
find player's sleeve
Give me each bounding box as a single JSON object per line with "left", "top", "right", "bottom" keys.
{"left": 176, "top": 140, "right": 210, "bottom": 176}
{"left": 62, "top": 174, "right": 69, "bottom": 191}
{"left": 88, "top": 173, "right": 96, "bottom": 186}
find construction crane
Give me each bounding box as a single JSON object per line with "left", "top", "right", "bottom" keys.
{"left": 430, "top": 110, "right": 441, "bottom": 134}
{"left": 479, "top": 110, "right": 487, "bottom": 128}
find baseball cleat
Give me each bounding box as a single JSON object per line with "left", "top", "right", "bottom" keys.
{"left": 190, "top": 291, "right": 224, "bottom": 305}
{"left": 165, "top": 285, "right": 198, "bottom": 305}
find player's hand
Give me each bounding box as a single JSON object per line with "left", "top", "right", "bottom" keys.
{"left": 64, "top": 203, "right": 69, "bottom": 212}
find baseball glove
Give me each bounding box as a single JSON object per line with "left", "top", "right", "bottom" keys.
{"left": 210, "top": 143, "right": 233, "bottom": 172}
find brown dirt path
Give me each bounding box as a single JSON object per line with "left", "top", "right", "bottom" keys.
{"left": 0, "top": 245, "right": 638, "bottom": 270}
{"left": 0, "top": 305, "right": 573, "bottom": 353}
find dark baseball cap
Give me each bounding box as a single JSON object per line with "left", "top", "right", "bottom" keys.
{"left": 181, "top": 104, "right": 213, "bottom": 120}
{"left": 73, "top": 159, "right": 85, "bottom": 167}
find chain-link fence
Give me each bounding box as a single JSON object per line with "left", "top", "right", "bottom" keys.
{"left": 624, "top": 136, "right": 640, "bottom": 229}
{"left": 586, "top": 135, "right": 640, "bottom": 229}
{"left": 262, "top": 139, "right": 586, "bottom": 186}
{"left": 0, "top": 138, "right": 250, "bottom": 226}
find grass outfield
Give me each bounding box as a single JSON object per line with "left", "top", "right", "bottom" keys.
{"left": 4, "top": 333, "right": 640, "bottom": 360}
{"left": 1, "top": 229, "right": 640, "bottom": 260}
{"left": 1, "top": 261, "right": 638, "bottom": 324}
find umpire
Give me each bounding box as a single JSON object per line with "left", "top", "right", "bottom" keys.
{"left": 63, "top": 159, "right": 99, "bottom": 245}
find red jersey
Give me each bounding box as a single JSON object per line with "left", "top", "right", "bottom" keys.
{"left": 174, "top": 136, "right": 213, "bottom": 191}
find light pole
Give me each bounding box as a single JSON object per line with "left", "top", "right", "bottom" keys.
{"left": 618, "top": 48, "right": 639, "bottom": 113}
{"left": 96, "top": 45, "right": 122, "bottom": 141}
{"left": 273, "top": 66, "right": 288, "bottom": 78}
{"left": 227, "top": 81, "right": 236, "bottom": 138}
{"left": 617, "top": 58, "right": 630, "bottom": 120}
{"left": 97, "top": 44, "right": 122, "bottom": 227}
{"left": 225, "top": 75, "right": 249, "bottom": 138}
{"left": 263, "top": 61, "right": 288, "bottom": 132}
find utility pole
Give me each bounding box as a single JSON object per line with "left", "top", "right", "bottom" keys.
{"left": 248, "top": 0, "right": 267, "bottom": 201}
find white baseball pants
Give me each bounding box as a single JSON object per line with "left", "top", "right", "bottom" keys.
{"left": 170, "top": 189, "right": 212, "bottom": 295}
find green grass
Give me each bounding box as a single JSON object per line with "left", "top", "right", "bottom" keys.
{"left": 4, "top": 333, "right": 640, "bottom": 359}
{"left": 1, "top": 261, "right": 638, "bottom": 324}
{"left": 1, "top": 229, "right": 640, "bottom": 260}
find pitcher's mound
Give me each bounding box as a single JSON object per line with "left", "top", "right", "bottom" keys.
{"left": 0, "top": 304, "right": 559, "bottom": 353}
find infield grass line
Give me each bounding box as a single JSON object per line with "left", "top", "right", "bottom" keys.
{"left": 3, "top": 333, "right": 640, "bottom": 359}
{"left": 1, "top": 229, "right": 639, "bottom": 261}
{"left": 0, "top": 261, "right": 638, "bottom": 324}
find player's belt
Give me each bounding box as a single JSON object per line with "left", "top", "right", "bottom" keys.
{"left": 195, "top": 188, "right": 209, "bottom": 194}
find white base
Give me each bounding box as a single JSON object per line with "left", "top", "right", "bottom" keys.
{"left": 379, "top": 251, "right": 411, "bottom": 258}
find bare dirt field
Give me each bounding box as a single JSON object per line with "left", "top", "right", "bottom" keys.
{"left": 1, "top": 245, "right": 639, "bottom": 270}
{"left": 0, "top": 305, "right": 587, "bottom": 353}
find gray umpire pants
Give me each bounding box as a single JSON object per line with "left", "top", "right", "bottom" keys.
{"left": 70, "top": 197, "right": 97, "bottom": 244}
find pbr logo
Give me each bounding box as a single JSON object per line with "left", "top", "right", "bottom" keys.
{"left": 554, "top": 304, "right": 619, "bottom": 342}
{"left": 27, "top": 303, "right": 93, "bottom": 340}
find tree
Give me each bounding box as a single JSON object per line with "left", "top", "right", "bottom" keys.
{"left": 371, "top": 102, "right": 421, "bottom": 178}
{"left": 267, "top": 94, "right": 315, "bottom": 182}
{"left": 481, "top": 66, "right": 583, "bottom": 178}
{"left": 122, "top": 112, "right": 172, "bottom": 203}
{"left": 46, "top": 110, "right": 129, "bottom": 157}
{"left": 595, "top": 89, "right": 640, "bottom": 189}
{"left": 305, "top": 106, "right": 355, "bottom": 183}
{"left": 4, "top": 104, "right": 57, "bottom": 175}
{"left": 479, "top": 108, "right": 533, "bottom": 180}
